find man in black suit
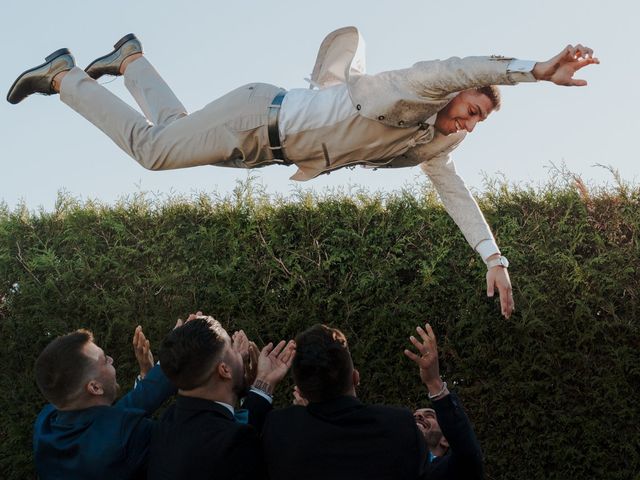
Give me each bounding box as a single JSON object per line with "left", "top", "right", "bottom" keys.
{"left": 262, "top": 324, "right": 431, "bottom": 480}
{"left": 407, "top": 325, "right": 484, "bottom": 479}
{"left": 147, "top": 315, "right": 295, "bottom": 479}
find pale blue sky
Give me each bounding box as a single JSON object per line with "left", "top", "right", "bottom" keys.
{"left": 1, "top": 0, "right": 637, "bottom": 210}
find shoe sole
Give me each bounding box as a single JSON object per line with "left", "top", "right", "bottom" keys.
{"left": 84, "top": 33, "right": 138, "bottom": 77}
{"left": 6, "top": 48, "right": 71, "bottom": 104}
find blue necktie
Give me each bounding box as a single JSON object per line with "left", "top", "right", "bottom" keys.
{"left": 234, "top": 409, "right": 249, "bottom": 424}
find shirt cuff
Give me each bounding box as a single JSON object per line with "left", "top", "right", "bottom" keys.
{"left": 249, "top": 387, "right": 273, "bottom": 404}
{"left": 476, "top": 239, "right": 500, "bottom": 262}
{"left": 507, "top": 59, "right": 537, "bottom": 82}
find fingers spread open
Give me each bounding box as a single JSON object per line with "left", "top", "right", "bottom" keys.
{"left": 270, "top": 340, "right": 287, "bottom": 358}
{"left": 261, "top": 342, "right": 274, "bottom": 356}
{"left": 404, "top": 349, "right": 420, "bottom": 363}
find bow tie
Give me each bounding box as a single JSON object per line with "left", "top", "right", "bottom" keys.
{"left": 234, "top": 409, "right": 249, "bottom": 424}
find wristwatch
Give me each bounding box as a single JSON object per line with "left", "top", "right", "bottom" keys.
{"left": 486, "top": 255, "right": 509, "bottom": 269}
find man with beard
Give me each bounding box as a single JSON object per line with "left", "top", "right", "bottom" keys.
{"left": 408, "top": 325, "right": 483, "bottom": 480}
{"left": 148, "top": 316, "right": 295, "bottom": 479}
{"left": 33, "top": 324, "right": 177, "bottom": 480}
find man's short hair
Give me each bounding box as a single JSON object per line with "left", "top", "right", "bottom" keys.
{"left": 159, "top": 318, "right": 226, "bottom": 390}
{"left": 476, "top": 85, "right": 501, "bottom": 111}
{"left": 292, "top": 324, "right": 353, "bottom": 403}
{"left": 35, "top": 329, "right": 94, "bottom": 408}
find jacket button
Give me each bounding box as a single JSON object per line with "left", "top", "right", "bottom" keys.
{"left": 356, "top": 104, "right": 362, "bottom": 110}
{"left": 378, "top": 115, "right": 385, "bottom": 120}
{"left": 398, "top": 120, "right": 405, "bottom": 126}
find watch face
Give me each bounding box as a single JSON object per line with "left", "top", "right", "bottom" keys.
{"left": 500, "top": 257, "right": 509, "bottom": 268}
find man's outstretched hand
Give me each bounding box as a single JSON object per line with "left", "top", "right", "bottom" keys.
{"left": 486, "top": 265, "right": 514, "bottom": 319}
{"left": 533, "top": 44, "right": 599, "bottom": 86}
{"left": 133, "top": 325, "right": 154, "bottom": 379}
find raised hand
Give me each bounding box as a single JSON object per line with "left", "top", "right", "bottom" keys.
{"left": 132, "top": 325, "right": 154, "bottom": 379}
{"left": 244, "top": 341, "right": 260, "bottom": 387}
{"left": 533, "top": 44, "right": 599, "bottom": 86}
{"left": 174, "top": 310, "right": 204, "bottom": 329}
{"left": 232, "top": 330, "right": 250, "bottom": 360}
{"left": 253, "top": 340, "right": 296, "bottom": 394}
{"left": 292, "top": 385, "right": 309, "bottom": 406}
{"left": 404, "top": 323, "right": 447, "bottom": 399}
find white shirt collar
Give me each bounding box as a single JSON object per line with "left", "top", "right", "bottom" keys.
{"left": 214, "top": 401, "right": 234, "bottom": 415}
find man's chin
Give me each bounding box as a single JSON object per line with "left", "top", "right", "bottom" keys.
{"left": 433, "top": 124, "right": 452, "bottom": 136}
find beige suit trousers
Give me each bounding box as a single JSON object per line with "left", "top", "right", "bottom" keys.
{"left": 59, "top": 58, "right": 282, "bottom": 170}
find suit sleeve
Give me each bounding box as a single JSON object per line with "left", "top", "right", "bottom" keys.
{"left": 419, "top": 151, "right": 499, "bottom": 259}
{"left": 429, "top": 392, "right": 484, "bottom": 480}
{"left": 406, "top": 56, "right": 536, "bottom": 98}
{"left": 115, "top": 363, "right": 176, "bottom": 414}
{"left": 120, "top": 414, "right": 155, "bottom": 476}
{"left": 242, "top": 391, "right": 273, "bottom": 432}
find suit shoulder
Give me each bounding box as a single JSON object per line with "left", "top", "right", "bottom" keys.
{"left": 368, "top": 403, "right": 414, "bottom": 418}
{"left": 265, "top": 405, "right": 307, "bottom": 421}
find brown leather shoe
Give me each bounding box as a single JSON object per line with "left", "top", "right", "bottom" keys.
{"left": 6, "top": 48, "right": 75, "bottom": 104}
{"left": 85, "top": 33, "right": 142, "bottom": 79}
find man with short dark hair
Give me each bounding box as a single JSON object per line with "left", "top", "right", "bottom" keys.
{"left": 7, "top": 28, "right": 599, "bottom": 320}
{"left": 405, "top": 324, "right": 483, "bottom": 479}
{"left": 262, "top": 324, "right": 430, "bottom": 480}
{"left": 147, "top": 316, "right": 295, "bottom": 479}
{"left": 33, "top": 323, "right": 177, "bottom": 480}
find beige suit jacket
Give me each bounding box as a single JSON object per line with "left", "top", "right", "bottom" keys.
{"left": 293, "top": 26, "right": 536, "bottom": 254}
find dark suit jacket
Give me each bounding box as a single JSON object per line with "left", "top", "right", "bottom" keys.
{"left": 262, "top": 395, "right": 429, "bottom": 480}
{"left": 33, "top": 364, "right": 176, "bottom": 480}
{"left": 428, "top": 393, "right": 484, "bottom": 480}
{"left": 147, "top": 392, "right": 272, "bottom": 479}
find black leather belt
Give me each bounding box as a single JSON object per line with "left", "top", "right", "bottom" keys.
{"left": 267, "top": 90, "right": 287, "bottom": 161}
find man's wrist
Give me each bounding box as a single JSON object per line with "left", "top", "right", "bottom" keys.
{"left": 252, "top": 378, "right": 274, "bottom": 396}
{"left": 486, "top": 255, "right": 509, "bottom": 269}
{"left": 427, "top": 379, "right": 449, "bottom": 401}
{"left": 424, "top": 377, "right": 444, "bottom": 394}
{"left": 532, "top": 62, "right": 549, "bottom": 81}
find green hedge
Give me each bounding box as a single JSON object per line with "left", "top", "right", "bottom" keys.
{"left": 1, "top": 179, "right": 638, "bottom": 479}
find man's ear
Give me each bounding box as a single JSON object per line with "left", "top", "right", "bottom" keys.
{"left": 86, "top": 380, "right": 104, "bottom": 396}
{"left": 353, "top": 369, "right": 360, "bottom": 387}
{"left": 217, "top": 362, "right": 232, "bottom": 380}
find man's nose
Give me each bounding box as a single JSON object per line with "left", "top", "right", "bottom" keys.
{"left": 466, "top": 118, "right": 478, "bottom": 133}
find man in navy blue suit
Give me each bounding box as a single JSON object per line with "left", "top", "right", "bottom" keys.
{"left": 408, "top": 325, "right": 484, "bottom": 480}
{"left": 33, "top": 322, "right": 179, "bottom": 480}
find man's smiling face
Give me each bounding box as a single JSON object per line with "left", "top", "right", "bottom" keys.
{"left": 434, "top": 89, "right": 495, "bottom": 135}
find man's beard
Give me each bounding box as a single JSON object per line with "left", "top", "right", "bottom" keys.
{"left": 105, "top": 381, "right": 121, "bottom": 404}
{"left": 425, "top": 430, "right": 444, "bottom": 449}
{"left": 232, "top": 364, "right": 250, "bottom": 398}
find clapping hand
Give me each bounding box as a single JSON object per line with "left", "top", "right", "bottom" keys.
{"left": 232, "top": 330, "right": 260, "bottom": 386}
{"left": 132, "top": 325, "right": 154, "bottom": 379}
{"left": 253, "top": 340, "right": 296, "bottom": 393}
